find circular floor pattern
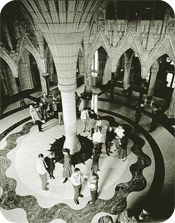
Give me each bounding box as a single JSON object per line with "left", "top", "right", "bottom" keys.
{"left": 0, "top": 111, "right": 154, "bottom": 223}
{"left": 10, "top": 119, "right": 133, "bottom": 207}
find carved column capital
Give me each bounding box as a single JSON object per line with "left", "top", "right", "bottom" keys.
{"left": 58, "top": 83, "right": 77, "bottom": 93}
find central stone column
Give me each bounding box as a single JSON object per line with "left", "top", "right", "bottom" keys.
{"left": 22, "top": 0, "right": 100, "bottom": 154}
{"left": 46, "top": 32, "right": 83, "bottom": 154}
{"left": 59, "top": 86, "right": 81, "bottom": 155}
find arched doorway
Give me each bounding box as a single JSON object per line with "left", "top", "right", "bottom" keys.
{"left": 76, "top": 48, "right": 84, "bottom": 87}
{"left": 151, "top": 54, "right": 175, "bottom": 100}
{"left": 114, "top": 49, "right": 141, "bottom": 91}
{"left": 0, "top": 58, "right": 18, "bottom": 114}
{"left": 29, "top": 53, "right": 41, "bottom": 91}
{"left": 46, "top": 47, "right": 58, "bottom": 87}
{"left": 91, "top": 46, "right": 108, "bottom": 87}
{"left": 18, "top": 49, "right": 41, "bottom": 93}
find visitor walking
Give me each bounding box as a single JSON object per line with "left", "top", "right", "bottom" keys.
{"left": 70, "top": 168, "right": 84, "bottom": 204}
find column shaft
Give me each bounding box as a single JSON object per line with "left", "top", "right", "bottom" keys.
{"left": 148, "top": 61, "right": 159, "bottom": 97}
{"left": 61, "top": 91, "right": 81, "bottom": 154}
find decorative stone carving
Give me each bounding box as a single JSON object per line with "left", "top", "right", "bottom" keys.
{"left": 97, "top": 10, "right": 105, "bottom": 32}
{"left": 166, "top": 19, "right": 175, "bottom": 35}
{"left": 126, "top": 21, "right": 137, "bottom": 32}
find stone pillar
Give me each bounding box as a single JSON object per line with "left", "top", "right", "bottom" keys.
{"left": 46, "top": 32, "right": 83, "bottom": 154}
{"left": 148, "top": 61, "right": 159, "bottom": 97}
{"left": 83, "top": 31, "right": 92, "bottom": 97}
{"left": 60, "top": 89, "right": 81, "bottom": 155}
{"left": 22, "top": 0, "right": 99, "bottom": 154}
{"left": 39, "top": 71, "right": 48, "bottom": 94}
{"left": 123, "top": 52, "right": 134, "bottom": 90}
{"left": 166, "top": 87, "right": 175, "bottom": 118}
{"left": 103, "top": 56, "right": 111, "bottom": 85}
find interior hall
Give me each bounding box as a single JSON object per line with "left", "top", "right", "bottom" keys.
{"left": 0, "top": 0, "right": 175, "bottom": 223}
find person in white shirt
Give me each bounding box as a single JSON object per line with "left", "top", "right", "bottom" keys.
{"left": 70, "top": 168, "right": 84, "bottom": 204}
{"left": 93, "top": 129, "right": 104, "bottom": 154}
{"left": 80, "top": 108, "right": 89, "bottom": 132}
{"left": 96, "top": 115, "right": 102, "bottom": 132}
{"left": 88, "top": 173, "right": 99, "bottom": 204}
{"left": 36, "top": 154, "right": 49, "bottom": 190}
{"left": 114, "top": 125, "right": 125, "bottom": 156}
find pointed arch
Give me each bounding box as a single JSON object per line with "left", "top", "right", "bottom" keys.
{"left": 0, "top": 48, "right": 18, "bottom": 77}
{"left": 89, "top": 34, "right": 109, "bottom": 66}
{"left": 20, "top": 37, "right": 43, "bottom": 73}
{"left": 111, "top": 32, "right": 143, "bottom": 72}
{"left": 149, "top": 37, "right": 175, "bottom": 67}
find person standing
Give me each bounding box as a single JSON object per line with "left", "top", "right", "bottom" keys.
{"left": 29, "top": 105, "right": 44, "bottom": 132}
{"left": 135, "top": 103, "right": 144, "bottom": 124}
{"left": 57, "top": 99, "right": 63, "bottom": 125}
{"left": 92, "top": 129, "right": 104, "bottom": 154}
{"left": 36, "top": 154, "right": 49, "bottom": 190}
{"left": 114, "top": 125, "right": 125, "bottom": 156}
{"left": 149, "top": 106, "right": 160, "bottom": 132}
{"left": 89, "top": 109, "right": 97, "bottom": 136}
{"left": 81, "top": 107, "right": 89, "bottom": 132}
{"left": 88, "top": 173, "right": 99, "bottom": 204}
{"left": 96, "top": 115, "right": 103, "bottom": 132}
{"left": 91, "top": 145, "right": 100, "bottom": 173}
{"left": 70, "top": 168, "right": 84, "bottom": 204}
{"left": 44, "top": 152, "right": 56, "bottom": 179}
{"left": 40, "top": 95, "right": 48, "bottom": 120}
{"left": 105, "top": 125, "right": 115, "bottom": 156}
{"left": 52, "top": 101, "right": 58, "bottom": 119}
{"left": 119, "top": 134, "right": 128, "bottom": 161}
{"left": 79, "top": 97, "right": 85, "bottom": 113}
{"left": 62, "top": 148, "right": 72, "bottom": 183}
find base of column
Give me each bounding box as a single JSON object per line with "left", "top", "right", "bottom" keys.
{"left": 64, "top": 135, "right": 81, "bottom": 155}
{"left": 50, "top": 135, "right": 93, "bottom": 165}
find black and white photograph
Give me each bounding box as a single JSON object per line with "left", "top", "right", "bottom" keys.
{"left": 0, "top": 0, "right": 175, "bottom": 222}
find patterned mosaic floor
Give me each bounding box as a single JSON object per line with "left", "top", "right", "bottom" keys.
{"left": 1, "top": 109, "right": 160, "bottom": 223}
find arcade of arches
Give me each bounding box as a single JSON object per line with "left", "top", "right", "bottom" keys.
{"left": 0, "top": 1, "right": 175, "bottom": 223}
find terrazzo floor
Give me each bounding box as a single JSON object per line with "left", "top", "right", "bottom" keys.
{"left": 0, "top": 90, "right": 174, "bottom": 223}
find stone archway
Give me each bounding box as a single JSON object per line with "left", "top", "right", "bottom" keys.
{"left": 0, "top": 57, "right": 18, "bottom": 97}
{"left": 0, "top": 49, "right": 18, "bottom": 78}
{"left": 111, "top": 32, "right": 143, "bottom": 73}
{"left": 149, "top": 54, "right": 175, "bottom": 101}
{"left": 90, "top": 45, "right": 108, "bottom": 86}
{"left": 113, "top": 48, "right": 141, "bottom": 92}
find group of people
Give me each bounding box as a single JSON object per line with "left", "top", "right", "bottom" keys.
{"left": 80, "top": 107, "right": 128, "bottom": 161}
{"left": 36, "top": 150, "right": 99, "bottom": 205}
{"left": 29, "top": 92, "right": 63, "bottom": 132}
{"left": 33, "top": 90, "right": 130, "bottom": 205}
